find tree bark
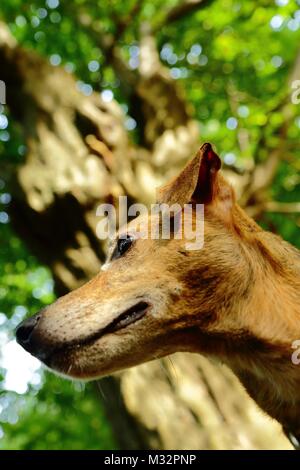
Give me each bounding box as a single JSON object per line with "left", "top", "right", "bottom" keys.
{"left": 0, "top": 21, "right": 291, "bottom": 449}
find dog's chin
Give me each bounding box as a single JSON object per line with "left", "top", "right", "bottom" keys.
{"left": 45, "top": 341, "right": 145, "bottom": 381}
{"left": 43, "top": 348, "right": 85, "bottom": 380}
{"left": 40, "top": 332, "right": 127, "bottom": 380}
{"left": 44, "top": 337, "right": 168, "bottom": 382}
{"left": 43, "top": 343, "right": 114, "bottom": 381}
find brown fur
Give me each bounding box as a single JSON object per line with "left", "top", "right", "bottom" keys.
{"left": 17, "top": 143, "right": 300, "bottom": 446}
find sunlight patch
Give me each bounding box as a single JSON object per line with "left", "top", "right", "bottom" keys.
{"left": 1, "top": 339, "right": 41, "bottom": 394}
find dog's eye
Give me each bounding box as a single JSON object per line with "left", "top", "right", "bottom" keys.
{"left": 111, "top": 235, "right": 134, "bottom": 261}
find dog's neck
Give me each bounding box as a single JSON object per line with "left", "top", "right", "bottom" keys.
{"left": 198, "top": 229, "right": 300, "bottom": 439}
{"left": 245, "top": 231, "right": 300, "bottom": 343}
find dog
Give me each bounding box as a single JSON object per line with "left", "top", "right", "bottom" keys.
{"left": 16, "top": 143, "right": 300, "bottom": 446}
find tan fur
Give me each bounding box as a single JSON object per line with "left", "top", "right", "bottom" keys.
{"left": 18, "top": 143, "right": 300, "bottom": 445}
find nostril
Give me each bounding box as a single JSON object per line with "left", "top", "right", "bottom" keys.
{"left": 16, "top": 324, "right": 34, "bottom": 344}
{"left": 16, "top": 314, "right": 40, "bottom": 346}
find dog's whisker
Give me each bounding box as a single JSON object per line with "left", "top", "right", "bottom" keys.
{"left": 167, "top": 356, "right": 178, "bottom": 384}
{"left": 96, "top": 380, "right": 107, "bottom": 401}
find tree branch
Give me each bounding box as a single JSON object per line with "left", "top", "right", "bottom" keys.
{"left": 111, "top": 0, "right": 146, "bottom": 43}
{"left": 158, "top": 0, "right": 214, "bottom": 29}
{"left": 68, "top": 8, "right": 138, "bottom": 91}
{"left": 264, "top": 201, "right": 300, "bottom": 213}
{"left": 240, "top": 47, "right": 300, "bottom": 208}
{"left": 247, "top": 200, "right": 300, "bottom": 219}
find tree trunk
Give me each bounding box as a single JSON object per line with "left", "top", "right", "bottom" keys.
{"left": 0, "top": 22, "right": 291, "bottom": 449}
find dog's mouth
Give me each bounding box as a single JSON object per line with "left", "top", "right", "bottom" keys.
{"left": 105, "top": 300, "right": 150, "bottom": 334}
{"left": 81, "top": 300, "right": 150, "bottom": 345}
{"left": 45, "top": 301, "right": 150, "bottom": 365}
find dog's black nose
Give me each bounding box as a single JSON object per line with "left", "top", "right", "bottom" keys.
{"left": 16, "top": 311, "right": 54, "bottom": 363}
{"left": 16, "top": 313, "right": 41, "bottom": 351}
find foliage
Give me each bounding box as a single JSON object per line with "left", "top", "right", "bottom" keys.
{"left": 0, "top": 372, "right": 116, "bottom": 450}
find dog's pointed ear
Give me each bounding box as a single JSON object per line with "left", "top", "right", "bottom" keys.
{"left": 157, "top": 143, "right": 233, "bottom": 208}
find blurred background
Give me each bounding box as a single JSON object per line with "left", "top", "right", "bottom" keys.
{"left": 0, "top": 0, "right": 299, "bottom": 450}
